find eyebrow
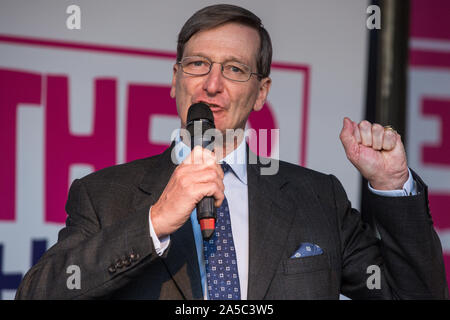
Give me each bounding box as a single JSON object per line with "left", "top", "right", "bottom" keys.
{"left": 186, "top": 52, "right": 252, "bottom": 67}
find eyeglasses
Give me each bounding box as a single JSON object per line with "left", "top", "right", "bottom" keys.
{"left": 178, "top": 56, "right": 262, "bottom": 82}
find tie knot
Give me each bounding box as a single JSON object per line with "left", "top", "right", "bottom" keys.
{"left": 221, "top": 162, "right": 230, "bottom": 174}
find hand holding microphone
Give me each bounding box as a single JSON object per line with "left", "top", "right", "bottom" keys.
{"left": 150, "top": 103, "right": 224, "bottom": 240}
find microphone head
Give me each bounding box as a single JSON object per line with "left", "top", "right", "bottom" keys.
{"left": 187, "top": 102, "right": 214, "bottom": 123}
{"left": 186, "top": 103, "right": 215, "bottom": 138}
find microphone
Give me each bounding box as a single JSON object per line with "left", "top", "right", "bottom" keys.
{"left": 186, "top": 103, "right": 217, "bottom": 240}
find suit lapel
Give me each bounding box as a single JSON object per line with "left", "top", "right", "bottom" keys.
{"left": 246, "top": 155, "right": 296, "bottom": 300}
{"left": 137, "top": 144, "right": 203, "bottom": 300}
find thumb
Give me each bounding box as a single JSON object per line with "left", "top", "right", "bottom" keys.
{"left": 339, "top": 117, "right": 357, "bottom": 151}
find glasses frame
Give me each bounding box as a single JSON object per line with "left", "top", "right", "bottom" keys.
{"left": 178, "top": 55, "right": 263, "bottom": 82}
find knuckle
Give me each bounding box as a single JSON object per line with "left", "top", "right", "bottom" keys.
{"left": 202, "top": 147, "right": 213, "bottom": 155}
{"left": 205, "top": 169, "right": 216, "bottom": 181}
{"left": 372, "top": 123, "right": 383, "bottom": 132}
{"left": 214, "top": 181, "right": 223, "bottom": 193}
{"left": 215, "top": 169, "right": 223, "bottom": 181}
{"left": 172, "top": 166, "right": 183, "bottom": 180}
{"left": 182, "top": 154, "right": 193, "bottom": 164}
{"left": 204, "top": 156, "right": 216, "bottom": 166}
{"left": 178, "top": 175, "right": 187, "bottom": 188}
{"left": 178, "top": 174, "right": 192, "bottom": 189}
{"left": 359, "top": 120, "right": 371, "bottom": 129}
{"left": 213, "top": 166, "right": 222, "bottom": 176}
{"left": 193, "top": 145, "right": 203, "bottom": 152}
{"left": 191, "top": 146, "right": 203, "bottom": 159}
{"left": 385, "top": 130, "right": 396, "bottom": 139}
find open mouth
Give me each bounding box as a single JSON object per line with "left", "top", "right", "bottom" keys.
{"left": 200, "top": 102, "right": 223, "bottom": 111}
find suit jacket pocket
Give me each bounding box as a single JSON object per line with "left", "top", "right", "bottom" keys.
{"left": 282, "top": 254, "right": 330, "bottom": 275}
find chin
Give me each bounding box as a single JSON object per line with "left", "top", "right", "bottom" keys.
{"left": 212, "top": 117, "right": 225, "bottom": 131}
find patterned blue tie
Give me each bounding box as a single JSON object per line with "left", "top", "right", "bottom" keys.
{"left": 203, "top": 162, "right": 241, "bottom": 300}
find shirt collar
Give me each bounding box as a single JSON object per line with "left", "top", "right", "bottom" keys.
{"left": 173, "top": 129, "right": 247, "bottom": 185}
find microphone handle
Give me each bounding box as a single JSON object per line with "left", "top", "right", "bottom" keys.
{"left": 192, "top": 126, "right": 216, "bottom": 240}
{"left": 197, "top": 197, "right": 216, "bottom": 239}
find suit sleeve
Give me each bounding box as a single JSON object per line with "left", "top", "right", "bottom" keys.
{"left": 331, "top": 173, "right": 449, "bottom": 299}
{"left": 15, "top": 178, "right": 161, "bottom": 299}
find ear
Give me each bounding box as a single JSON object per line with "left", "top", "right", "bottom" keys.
{"left": 252, "top": 77, "right": 271, "bottom": 112}
{"left": 170, "top": 63, "right": 178, "bottom": 98}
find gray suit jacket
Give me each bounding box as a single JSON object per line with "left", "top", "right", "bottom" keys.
{"left": 16, "top": 144, "right": 449, "bottom": 299}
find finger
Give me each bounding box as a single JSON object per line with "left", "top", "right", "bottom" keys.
{"left": 184, "top": 145, "right": 216, "bottom": 165}
{"left": 189, "top": 167, "right": 224, "bottom": 184}
{"left": 371, "top": 123, "right": 384, "bottom": 150}
{"left": 359, "top": 120, "right": 372, "bottom": 147}
{"left": 193, "top": 181, "right": 225, "bottom": 207}
{"left": 352, "top": 121, "right": 362, "bottom": 144}
{"left": 179, "top": 161, "right": 224, "bottom": 183}
{"left": 215, "top": 180, "right": 225, "bottom": 207}
{"left": 214, "top": 197, "right": 224, "bottom": 208}
{"left": 197, "top": 146, "right": 216, "bottom": 165}
{"left": 180, "top": 152, "right": 224, "bottom": 183}
{"left": 203, "top": 160, "right": 224, "bottom": 179}
{"left": 382, "top": 128, "right": 397, "bottom": 150}
{"left": 339, "top": 117, "right": 357, "bottom": 150}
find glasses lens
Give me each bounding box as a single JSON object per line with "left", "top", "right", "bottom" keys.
{"left": 181, "top": 57, "right": 210, "bottom": 75}
{"left": 222, "top": 62, "right": 251, "bottom": 81}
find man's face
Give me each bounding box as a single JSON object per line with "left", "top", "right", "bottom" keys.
{"left": 170, "top": 22, "right": 271, "bottom": 134}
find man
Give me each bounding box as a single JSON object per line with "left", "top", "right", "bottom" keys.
{"left": 16, "top": 4, "right": 448, "bottom": 299}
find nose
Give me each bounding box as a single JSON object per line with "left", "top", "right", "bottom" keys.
{"left": 202, "top": 63, "right": 224, "bottom": 95}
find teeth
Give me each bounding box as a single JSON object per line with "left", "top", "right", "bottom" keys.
{"left": 198, "top": 102, "right": 220, "bottom": 108}
{"left": 202, "top": 102, "right": 218, "bottom": 108}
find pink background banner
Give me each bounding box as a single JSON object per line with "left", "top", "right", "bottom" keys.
{"left": 0, "top": 35, "right": 309, "bottom": 226}
{"left": 407, "top": 0, "right": 450, "bottom": 288}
